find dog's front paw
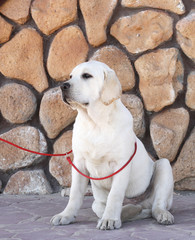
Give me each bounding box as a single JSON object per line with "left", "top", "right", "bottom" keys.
{"left": 155, "top": 210, "right": 174, "bottom": 225}
{"left": 97, "top": 218, "right": 122, "bottom": 230}
{"left": 50, "top": 213, "right": 76, "bottom": 226}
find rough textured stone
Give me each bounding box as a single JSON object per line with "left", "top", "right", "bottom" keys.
{"left": 0, "top": 28, "right": 48, "bottom": 93}
{"left": 121, "top": 0, "right": 185, "bottom": 15}
{"left": 0, "top": 83, "right": 37, "bottom": 124}
{"left": 0, "top": 16, "right": 13, "bottom": 44}
{"left": 31, "top": 0, "right": 77, "bottom": 35}
{"left": 90, "top": 46, "right": 135, "bottom": 91}
{"left": 121, "top": 94, "right": 145, "bottom": 138}
{"left": 49, "top": 131, "right": 73, "bottom": 187}
{"left": 0, "top": 0, "right": 31, "bottom": 24}
{"left": 174, "top": 178, "right": 195, "bottom": 191}
{"left": 111, "top": 10, "right": 173, "bottom": 54}
{"left": 4, "top": 170, "right": 52, "bottom": 195}
{"left": 40, "top": 87, "right": 77, "bottom": 139}
{"left": 80, "top": 0, "right": 117, "bottom": 47}
{"left": 150, "top": 108, "right": 189, "bottom": 162}
{"left": 172, "top": 127, "right": 195, "bottom": 188}
{"left": 186, "top": 71, "right": 195, "bottom": 110}
{"left": 47, "top": 26, "right": 89, "bottom": 81}
{"left": 186, "top": 72, "right": 195, "bottom": 110}
{"left": 135, "top": 48, "right": 184, "bottom": 112}
{"left": 0, "top": 126, "right": 47, "bottom": 171}
{"left": 176, "top": 10, "right": 195, "bottom": 63}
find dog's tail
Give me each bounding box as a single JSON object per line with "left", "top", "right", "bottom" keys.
{"left": 121, "top": 204, "right": 152, "bottom": 222}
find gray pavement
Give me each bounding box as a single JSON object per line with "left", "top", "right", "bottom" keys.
{"left": 0, "top": 192, "right": 195, "bottom": 240}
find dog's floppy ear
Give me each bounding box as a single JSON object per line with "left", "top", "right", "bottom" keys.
{"left": 100, "top": 67, "right": 122, "bottom": 105}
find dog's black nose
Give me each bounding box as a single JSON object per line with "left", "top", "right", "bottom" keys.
{"left": 61, "top": 82, "right": 70, "bottom": 91}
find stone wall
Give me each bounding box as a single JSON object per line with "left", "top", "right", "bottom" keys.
{"left": 0, "top": 0, "right": 194, "bottom": 194}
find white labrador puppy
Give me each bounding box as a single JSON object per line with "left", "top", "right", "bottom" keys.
{"left": 51, "top": 61, "right": 174, "bottom": 230}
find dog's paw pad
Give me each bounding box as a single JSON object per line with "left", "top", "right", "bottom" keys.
{"left": 156, "top": 211, "right": 174, "bottom": 225}
{"left": 97, "top": 218, "right": 121, "bottom": 230}
{"left": 50, "top": 214, "right": 75, "bottom": 226}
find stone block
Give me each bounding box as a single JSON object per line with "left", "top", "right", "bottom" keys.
{"left": 39, "top": 87, "right": 76, "bottom": 139}
{"left": 174, "top": 177, "right": 195, "bottom": 191}
{"left": 47, "top": 26, "right": 89, "bottom": 80}
{"left": 0, "top": 16, "right": 13, "bottom": 44}
{"left": 176, "top": 10, "right": 195, "bottom": 63}
{"left": 90, "top": 46, "right": 135, "bottom": 91}
{"left": 111, "top": 10, "right": 173, "bottom": 54}
{"left": 0, "top": 126, "right": 47, "bottom": 171}
{"left": 80, "top": 0, "right": 117, "bottom": 46}
{"left": 173, "top": 127, "right": 195, "bottom": 185}
{"left": 186, "top": 72, "right": 195, "bottom": 110}
{"left": 0, "top": 0, "right": 31, "bottom": 24}
{"left": 31, "top": 0, "right": 77, "bottom": 35}
{"left": 150, "top": 108, "right": 189, "bottom": 162}
{"left": 121, "top": 0, "right": 185, "bottom": 15}
{"left": 0, "top": 83, "right": 37, "bottom": 124}
{"left": 135, "top": 48, "right": 184, "bottom": 112}
{"left": 4, "top": 170, "right": 52, "bottom": 195}
{"left": 0, "top": 28, "right": 48, "bottom": 93}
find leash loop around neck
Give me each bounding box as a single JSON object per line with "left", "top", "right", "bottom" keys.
{"left": 66, "top": 142, "right": 137, "bottom": 180}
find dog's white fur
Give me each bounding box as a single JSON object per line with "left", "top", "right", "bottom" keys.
{"left": 51, "top": 61, "right": 174, "bottom": 230}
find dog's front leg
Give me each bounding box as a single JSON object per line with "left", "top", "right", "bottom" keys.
{"left": 51, "top": 163, "right": 89, "bottom": 226}
{"left": 97, "top": 171, "right": 129, "bottom": 230}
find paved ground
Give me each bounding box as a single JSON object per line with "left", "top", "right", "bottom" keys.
{"left": 0, "top": 192, "right": 194, "bottom": 240}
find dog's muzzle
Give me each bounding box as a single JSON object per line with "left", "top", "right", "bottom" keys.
{"left": 61, "top": 82, "right": 71, "bottom": 105}
{"left": 61, "top": 82, "right": 71, "bottom": 91}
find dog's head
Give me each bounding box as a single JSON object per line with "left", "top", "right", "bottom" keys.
{"left": 61, "top": 61, "right": 122, "bottom": 108}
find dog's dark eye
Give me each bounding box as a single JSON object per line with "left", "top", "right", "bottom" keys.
{"left": 69, "top": 75, "right": 72, "bottom": 79}
{"left": 82, "top": 73, "right": 92, "bottom": 79}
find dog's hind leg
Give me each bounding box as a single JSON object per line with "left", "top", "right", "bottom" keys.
{"left": 121, "top": 204, "right": 152, "bottom": 222}
{"left": 122, "top": 158, "right": 174, "bottom": 224}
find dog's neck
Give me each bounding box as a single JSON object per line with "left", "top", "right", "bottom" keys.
{"left": 77, "top": 99, "right": 121, "bottom": 127}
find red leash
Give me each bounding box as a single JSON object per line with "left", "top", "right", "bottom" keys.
{"left": 0, "top": 137, "right": 72, "bottom": 157}
{"left": 0, "top": 137, "right": 137, "bottom": 181}
{"left": 66, "top": 142, "right": 137, "bottom": 180}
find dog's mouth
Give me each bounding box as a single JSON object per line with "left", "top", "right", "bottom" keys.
{"left": 60, "top": 89, "right": 71, "bottom": 106}
{"left": 63, "top": 97, "right": 71, "bottom": 106}
{"left": 60, "top": 88, "right": 89, "bottom": 108}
